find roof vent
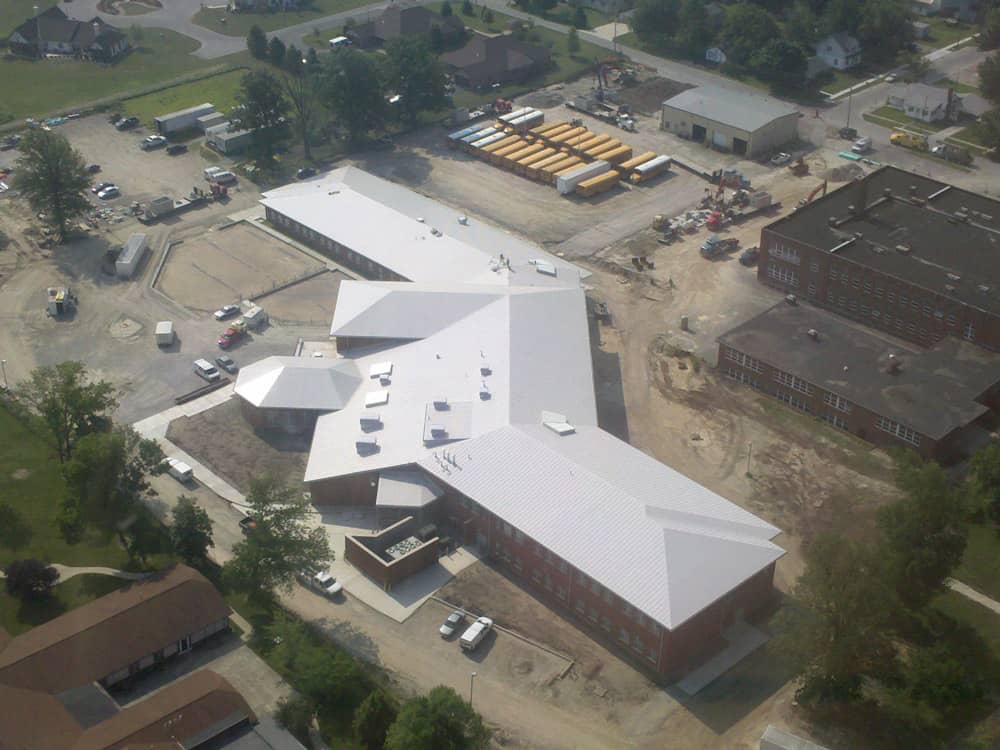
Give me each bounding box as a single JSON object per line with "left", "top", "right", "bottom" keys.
{"left": 364, "top": 391, "right": 389, "bottom": 407}
{"left": 416, "top": 217, "right": 425, "bottom": 223}
{"left": 785, "top": 294, "right": 797, "bottom": 305}
{"left": 895, "top": 244, "right": 911, "bottom": 255}
{"left": 807, "top": 328, "right": 819, "bottom": 340}
{"left": 356, "top": 436, "right": 378, "bottom": 455}
{"left": 978, "top": 284, "right": 992, "bottom": 293}
{"left": 909, "top": 185, "right": 917, "bottom": 195}
{"left": 360, "top": 412, "right": 382, "bottom": 428}
{"left": 953, "top": 209, "right": 968, "bottom": 222}
{"left": 886, "top": 353, "right": 901, "bottom": 375}
{"left": 847, "top": 204, "right": 856, "bottom": 214}
{"left": 827, "top": 216, "right": 838, "bottom": 227}
{"left": 947, "top": 273, "right": 961, "bottom": 281}
{"left": 458, "top": 215, "right": 468, "bottom": 225}
{"left": 945, "top": 284, "right": 956, "bottom": 293}
{"left": 542, "top": 411, "right": 575, "bottom": 436}
{"left": 430, "top": 228, "right": 442, "bottom": 237}
{"left": 479, "top": 382, "right": 491, "bottom": 400}
{"left": 369, "top": 361, "right": 393, "bottom": 379}
{"left": 480, "top": 363, "right": 491, "bottom": 376}
{"left": 429, "top": 424, "right": 447, "bottom": 437}
{"left": 883, "top": 187, "right": 892, "bottom": 198}
{"left": 433, "top": 396, "right": 449, "bottom": 410}
{"left": 843, "top": 365, "right": 849, "bottom": 373}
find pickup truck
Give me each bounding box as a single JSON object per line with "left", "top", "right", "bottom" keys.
{"left": 700, "top": 236, "right": 739, "bottom": 259}
{"left": 460, "top": 616, "right": 494, "bottom": 651}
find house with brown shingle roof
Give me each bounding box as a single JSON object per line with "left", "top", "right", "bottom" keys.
{"left": 350, "top": 4, "right": 464, "bottom": 48}
{"left": 0, "top": 564, "right": 263, "bottom": 750}
{"left": 8, "top": 6, "right": 128, "bottom": 61}
{"left": 441, "top": 31, "right": 552, "bottom": 90}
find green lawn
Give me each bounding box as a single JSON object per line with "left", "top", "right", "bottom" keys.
{"left": 863, "top": 105, "right": 948, "bottom": 134}
{"left": 514, "top": 5, "right": 613, "bottom": 31}
{"left": 820, "top": 67, "right": 880, "bottom": 96}
{"left": 0, "top": 0, "right": 59, "bottom": 39}
{"left": 954, "top": 524, "right": 1000, "bottom": 601}
{"left": 948, "top": 122, "right": 994, "bottom": 150}
{"left": 933, "top": 589, "right": 1000, "bottom": 660}
{"left": 922, "top": 17, "right": 977, "bottom": 50}
{"left": 123, "top": 68, "right": 248, "bottom": 127}
{"left": 935, "top": 77, "right": 979, "bottom": 95}
{"left": 2, "top": 29, "right": 249, "bottom": 120}
{"left": 192, "top": 0, "right": 375, "bottom": 38}
{"left": 0, "top": 575, "right": 129, "bottom": 636}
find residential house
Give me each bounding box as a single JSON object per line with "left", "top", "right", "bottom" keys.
{"left": 441, "top": 31, "right": 552, "bottom": 89}
{"left": 910, "top": 20, "right": 931, "bottom": 39}
{"left": 911, "top": 0, "right": 978, "bottom": 22}
{"left": 8, "top": 6, "right": 128, "bottom": 61}
{"left": 705, "top": 47, "right": 727, "bottom": 65}
{"left": 814, "top": 32, "right": 861, "bottom": 70}
{"left": 350, "top": 4, "right": 464, "bottom": 48}
{"left": 886, "top": 83, "right": 960, "bottom": 123}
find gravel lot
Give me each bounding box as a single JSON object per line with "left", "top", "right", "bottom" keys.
{"left": 260, "top": 268, "right": 349, "bottom": 325}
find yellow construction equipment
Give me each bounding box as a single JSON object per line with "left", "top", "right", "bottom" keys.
{"left": 890, "top": 130, "right": 928, "bottom": 151}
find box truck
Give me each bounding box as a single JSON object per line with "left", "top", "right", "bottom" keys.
{"left": 155, "top": 321, "right": 175, "bottom": 347}
{"left": 556, "top": 160, "right": 611, "bottom": 195}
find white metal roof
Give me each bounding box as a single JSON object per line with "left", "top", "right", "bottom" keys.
{"left": 662, "top": 85, "right": 798, "bottom": 133}
{"left": 376, "top": 469, "right": 444, "bottom": 508}
{"left": 419, "top": 424, "right": 783, "bottom": 630}
{"left": 234, "top": 356, "right": 360, "bottom": 410}
{"left": 260, "top": 167, "right": 588, "bottom": 286}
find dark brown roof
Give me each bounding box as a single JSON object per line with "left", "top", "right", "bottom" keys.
{"left": 11, "top": 7, "right": 124, "bottom": 49}
{"left": 441, "top": 32, "right": 550, "bottom": 83}
{"left": 72, "top": 670, "right": 254, "bottom": 750}
{"left": 0, "top": 565, "right": 230, "bottom": 693}
{"left": 375, "top": 5, "right": 463, "bottom": 40}
{"left": 0, "top": 682, "right": 82, "bottom": 750}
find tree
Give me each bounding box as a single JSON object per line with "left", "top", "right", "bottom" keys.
{"left": 223, "top": 475, "right": 332, "bottom": 597}
{"left": 430, "top": 24, "right": 445, "bottom": 54}
{"left": 170, "top": 496, "right": 214, "bottom": 564}
{"left": 785, "top": 1, "right": 820, "bottom": 46}
{"left": 751, "top": 39, "right": 808, "bottom": 91}
{"left": 248, "top": 24, "right": 269, "bottom": 60}
{"left": 720, "top": 3, "right": 782, "bottom": 68}
{"left": 281, "top": 68, "right": 322, "bottom": 161}
{"left": 321, "top": 48, "right": 384, "bottom": 143}
{"left": 573, "top": 5, "right": 587, "bottom": 30}
{"left": 0, "top": 504, "right": 32, "bottom": 551}
{"left": 383, "top": 37, "right": 448, "bottom": 126}
{"left": 300, "top": 649, "right": 371, "bottom": 713}
{"left": 979, "top": 53, "right": 1000, "bottom": 105}
{"left": 4, "top": 559, "right": 60, "bottom": 600}
{"left": 777, "top": 534, "right": 897, "bottom": 704}
{"left": 305, "top": 46, "right": 320, "bottom": 68}
{"left": 230, "top": 70, "right": 290, "bottom": 167}
{"left": 441, "top": 0, "right": 453, "bottom": 17}
{"left": 385, "top": 686, "right": 490, "bottom": 750}
{"left": 968, "top": 438, "right": 1000, "bottom": 522}
{"left": 905, "top": 642, "right": 988, "bottom": 710}
{"left": 674, "top": 0, "right": 713, "bottom": 60}
{"left": 354, "top": 689, "right": 398, "bottom": 750}
{"left": 462, "top": 0, "right": 473, "bottom": 16}
{"left": 858, "top": 0, "right": 912, "bottom": 65}
{"left": 269, "top": 35, "right": 287, "bottom": 67}
{"left": 897, "top": 47, "right": 930, "bottom": 83}
{"left": 61, "top": 426, "right": 166, "bottom": 543}
{"left": 821, "top": 0, "right": 861, "bottom": 37}
{"left": 13, "top": 130, "right": 92, "bottom": 242}
{"left": 631, "top": 0, "right": 680, "bottom": 48}
{"left": 567, "top": 26, "right": 581, "bottom": 54}
{"left": 11, "top": 361, "right": 117, "bottom": 463}
{"left": 130, "top": 24, "right": 144, "bottom": 43}
{"left": 980, "top": 4, "right": 1000, "bottom": 50}
{"left": 275, "top": 694, "right": 315, "bottom": 747}
{"left": 284, "top": 43, "right": 304, "bottom": 76}
{"left": 483, "top": 8, "right": 494, "bottom": 24}
{"left": 977, "top": 107, "right": 1000, "bottom": 151}
{"left": 878, "top": 458, "right": 967, "bottom": 611}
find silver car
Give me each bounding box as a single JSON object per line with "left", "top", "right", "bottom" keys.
{"left": 439, "top": 610, "right": 464, "bottom": 638}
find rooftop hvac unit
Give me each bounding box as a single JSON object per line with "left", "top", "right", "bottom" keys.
{"left": 430, "top": 424, "right": 447, "bottom": 437}
{"left": 807, "top": 329, "right": 819, "bottom": 340}
{"left": 479, "top": 382, "right": 491, "bottom": 400}
{"left": 360, "top": 412, "right": 381, "bottom": 427}
{"left": 356, "top": 436, "right": 378, "bottom": 454}
{"left": 433, "top": 396, "right": 449, "bottom": 410}
{"left": 480, "top": 363, "right": 491, "bottom": 376}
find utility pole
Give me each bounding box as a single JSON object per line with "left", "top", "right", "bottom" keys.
{"left": 0, "top": 360, "right": 7, "bottom": 390}
{"left": 469, "top": 671, "right": 477, "bottom": 706}
{"left": 745, "top": 441, "right": 752, "bottom": 476}
{"left": 845, "top": 87, "right": 853, "bottom": 131}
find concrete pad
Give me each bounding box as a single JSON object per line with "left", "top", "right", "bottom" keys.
{"left": 675, "top": 621, "right": 769, "bottom": 696}
{"left": 312, "top": 506, "right": 481, "bottom": 623}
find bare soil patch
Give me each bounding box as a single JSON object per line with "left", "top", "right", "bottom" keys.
{"left": 617, "top": 77, "right": 695, "bottom": 116}
{"left": 260, "top": 269, "right": 350, "bottom": 326}
{"left": 166, "top": 399, "right": 309, "bottom": 494}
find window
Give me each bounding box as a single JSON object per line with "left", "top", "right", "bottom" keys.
{"left": 502, "top": 523, "right": 512, "bottom": 537}
{"left": 852, "top": 277, "right": 861, "bottom": 289}
{"left": 776, "top": 390, "right": 811, "bottom": 414}
{"left": 810, "top": 261, "right": 820, "bottom": 274}
{"left": 767, "top": 263, "right": 799, "bottom": 287}
{"left": 534, "top": 542, "right": 544, "bottom": 558}
{"left": 849, "top": 300, "right": 858, "bottom": 313}
{"left": 725, "top": 348, "right": 763, "bottom": 373}
{"left": 861, "top": 304, "right": 870, "bottom": 317}
{"left": 623, "top": 604, "right": 634, "bottom": 621}
{"left": 601, "top": 616, "right": 611, "bottom": 632}
{"left": 823, "top": 392, "right": 852, "bottom": 412}
{"left": 829, "top": 268, "right": 838, "bottom": 281}
{"left": 631, "top": 634, "right": 644, "bottom": 654}
{"left": 900, "top": 294, "right": 908, "bottom": 307}
{"left": 838, "top": 296, "right": 847, "bottom": 308}
{"left": 648, "top": 620, "right": 660, "bottom": 636}
{"left": 877, "top": 415, "right": 920, "bottom": 446}
{"left": 863, "top": 281, "right": 872, "bottom": 294}
{"left": 602, "top": 589, "right": 612, "bottom": 604}
{"left": 545, "top": 549, "right": 554, "bottom": 565}
{"left": 922, "top": 303, "right": 932, "bottom": 317}
{"left": 872, "top": 309, "right": 881, "bottom": 320}
{"left": 513, "top": 558, "right": 522, "bottom": 572}
{"left": 726, "top": 367, "right": 760, "bottom": 390}
{"left": 775, "top": 369, "right": 813, "bottom": 395}
{"left": 619, "top": 628, "right": 628, "bottom": 644}
{"left": 556, "top": 586, "right": 567, "bottom": 601}
{"left": 964, "top": 322, "right": 975, "bottom": 341}
{"left": 840, "top": 271, "right": 849, "bottom": 283}
{"left": 532, "top": 569, "right": 542, "bottom": 584}
{"left": 515, "top": 530, "right": 524, "bottom": 543}
{"left": 911, "top": 299, "right": 920, "bottom": 312}
{"left": 771, "top": 245, "right": 800, "bottom": 265}
{"left": 807, "top": 283, "right": 817, "bottom": 297}
{"left": 946, "top": 314, "right": 957, "bottom": 327}
{"left": 588, "top": 607, "right": 598, "bottom": 623}
{"left": 874, "top": 287, "right": 883, "bottom": 298}
{"left": 887, "top": 291, "right": 896, "bottom": 304}
{"left": 822, "top": 413, "right": 848, "bottom": 430}
{"left": 544, "top": 575, "right": 553, "bottom": 591}
{"left": 647, "top": 645, "right": 658, "bottom": 663}
{"left": 576, "top": 599, "right": 586, "bottom": 614}
{"left": 577, "top": 571, "right": 587, "bottom": 585}
{"left": 558, "top": 560, "right": 568, "bottom": 573}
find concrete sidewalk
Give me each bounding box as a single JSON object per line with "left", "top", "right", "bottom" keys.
{"left": 948, "top": 579, "right": 1000, "bottom": 616}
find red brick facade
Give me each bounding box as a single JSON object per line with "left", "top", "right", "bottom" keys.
{"left": 757, "top": 227, "right": 1000, "bottom": 352}
{"left": 238, "top": 397, "right": 322, "bottom": 435}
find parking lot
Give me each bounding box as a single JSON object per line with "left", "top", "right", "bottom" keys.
{"left": 157, "top": 222, "right": 325, "bottom": 312}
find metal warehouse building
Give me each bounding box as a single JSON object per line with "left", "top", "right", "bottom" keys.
{"left": 661, "top": 85, "right": 799, "bottom": 157}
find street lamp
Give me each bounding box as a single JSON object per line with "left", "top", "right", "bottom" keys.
{"left": 469, "top": 671, "right": 477, "bottom": 706}
{"left": 0, "top": 359, "right": 7, "bottom": 390}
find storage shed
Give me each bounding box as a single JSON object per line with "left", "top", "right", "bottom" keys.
{"left": 206, "top": 123, "right": 253, "bottom": 155}
{"left": 661, "top": 85, "right": 799, "bottom": 158}
{"left": 116, "top": 233, "right": 148, "bottom": 279}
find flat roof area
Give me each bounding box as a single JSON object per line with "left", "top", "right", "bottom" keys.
{"left": 260, "top": 167, "right": 588, "bottom": 286}
{"left": 718, "top": 301, "right": 1000, "bottom": 439}
{"left": 767, "top": 166, "right": 1000, "bottom": 316}
{"left": 661, "top": 84, "right": 798, "bottom": 132}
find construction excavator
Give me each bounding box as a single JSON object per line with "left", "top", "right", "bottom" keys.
{"left": 796, "top": 181, "right": 828, "bottom": 209}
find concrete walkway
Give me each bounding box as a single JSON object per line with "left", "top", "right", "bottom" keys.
{"left": 0, "top": 564, "right": 149, "bottom": 581}
{"left": 948, "top": 579, "right": 1000, "bottom": 616}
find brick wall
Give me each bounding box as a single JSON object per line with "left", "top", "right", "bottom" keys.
{"left": 758, "top": 228, "right": 1000, "bottom": 352}
{"left": 238, "top": 398, "right": 320, "bottom": 436}
{"left": 344, "top": 518, "right": 440, "bottom": 590}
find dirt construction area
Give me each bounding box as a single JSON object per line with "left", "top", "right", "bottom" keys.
{"left": 157, "top": 222, "right": 324, "bottom": 312}
{"left": 260, "top": 268, "right": 350, "bottom": 325}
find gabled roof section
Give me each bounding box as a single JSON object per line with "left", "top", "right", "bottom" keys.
{"left": 0, "top": 682, "right": 81, "bottom": 750}
{"left": 260, "top": 167, "right": 585, "bottom": 286}
{"left": 235, "top": 356, "right": 361, "bottom": 410}
{"left": 661, "top": 85, "right": 798, "bottom": 132}
{"left": 418, "top": 424, "right": 783, "bottom": 629}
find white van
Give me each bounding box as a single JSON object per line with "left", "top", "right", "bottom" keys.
{"left": 193, "top": 358, "right": 221, "bottom": 382}
{"left": 459, "top": 616, "right": 493, "bottom": 651}
{"left": 329, "top": 36, "right": 351, "bottom": 49}
{"left": 165, "top": 457, "right": 193, "bottom": 483}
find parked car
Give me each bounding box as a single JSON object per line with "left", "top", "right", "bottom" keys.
{"left": 739, "top": 246, "right": 760, "bottom": 266}
{"left": 0, "top": 135, "right": 20, "bottom": 150}
{"left": 439, "top": 611, "right": 464, "bottom": 638}
{"left": 166, "top": 143, "right": 188, "bottom": 156}
{"left": 91, "top": 181, "right": 114, "bottom": 194}
{"left": 884, "top": 73, "right": 898, "bottom": 83}
{"left": 211, "top": 171, "right": 237, "bottom": 185}
{"left": 86, "top": 163, "right": 101, "bottom": 173}
{"left": 213, "top": 304, "right": 240, "bottom": 321}
{"left": 165, "top": 457, "right": 193, "bottom": 483}
{"left": 215, "top": 355, "right": 238, "bottom": 374}
{"left": 769, "top": 152, "right": 792, "bottom": 166}
{"left": 115, "top": 116, "right": 140, "bottom": 131}
{"left": 300, "top": 569, "right": 342, "bottom": 597}
{"left": 460, "top": 616, "right": 493, "bottom": 651}
{"left": 295, "top": 167, "right": 316, "bottom": 179}
{"left": 838, "top": 126, "right": 858, "bottom": 140}
{"left": 238, "top": 516, "right": 258, "bottom": 535}
{"left": 97, "top": 185, "right": 120, "bottom": 200}
{"left": 141, "top": 135, "right": 167, "bottom": 150}
{"left": 851, "top": 137, "right": 872, "bottom": 154}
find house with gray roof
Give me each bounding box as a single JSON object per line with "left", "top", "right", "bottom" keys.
{"left": 660, "top": 85, "right": 799, "bottom": 158}
{"left": 8, "top": 6, "right": 128, "bottom": 61}
{"left": 886, "top": 83, "right": 961, "bottom": 123}
{"left": 814, "top": 31, "right": 861, "bottom": 70}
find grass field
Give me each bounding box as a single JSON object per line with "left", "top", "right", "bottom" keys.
{"left": 863, "top": 105, "right": 948, "bottom": 134}
{"left": 955, "top": 524, "right": 1000, "bottom": 601}
{"left": 0, "top": 0, "right": 59, "bottom": 39}
{"left": 123, "top": 68, "right": 248, "bottom": 126}
{"left": 518, "top": 5, "right": 612, "bottom": 31}
{"left": 934, "top": 589, "right": 1000, "bottom": 659}
{"left": 2, "top": 29, "right": 249, "bottom": 120}
{"left": 192, "top": 0, "right": 373, "bottom": 37}
{"left": 923, "top": 17, "right": 977, "bottom": 50}
{"left": 948, "top": 121, "right": 994, "bottom": 149}
{"left": 0, "top": 574, "right": 128, "bottom": 636}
